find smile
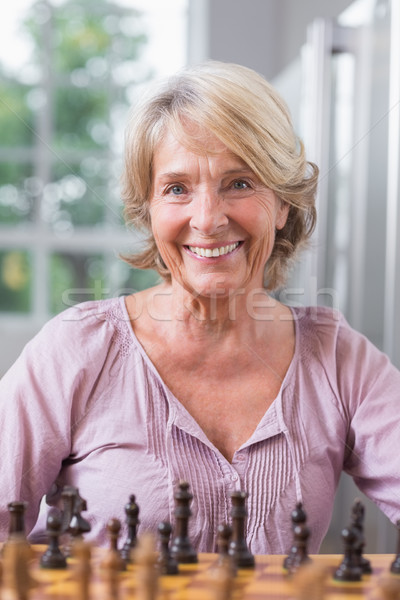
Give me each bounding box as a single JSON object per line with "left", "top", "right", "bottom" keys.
{"left": 187, "top": 242, "right": 240, "bottom": 258}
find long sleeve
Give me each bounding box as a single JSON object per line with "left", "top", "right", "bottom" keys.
{"left": 0, "top": 299, "right": 119, "bottom": 539}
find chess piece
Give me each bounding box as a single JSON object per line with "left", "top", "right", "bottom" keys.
{"left": 286, "top": 522, "right": 311, "bottom": 575}
{"left": 69, "top": 496, "right": 91, "bottom": 543}
{"left": 3, "top": 535, "right": 38, "bottom": 600}
{"left": 228, "top": 491, "right": 255, "bottom": 569}
{"left": 134, "top": 532, "right": 159, "bottom": 600}
{"left": 101, "top": 518, "right": 126, "bottom": 572}
{"left": 157, "top": 521, "right": 179, "bottom": 575}
{"left": 290, "top": 562, "right": 327, "bottom": 600}
{"left": 170, "top": 481, "right": 198, "bottom": 563}
{"left": 217, "top": 523, "right": 236, "bottom": 576}
{"left": 61, "top": 486, "right": 91, "bottom": 557}
{"left": 120, "top": 494, "right": 140, "bottom": 563}
{"left": 7, "top": 501, "right": 28, "bottom": 539}
{"left": 210, "top": 556, "right": 235, "bottom": 600}
{"left": 283, "top": 502, "right": 308, "bottom": 570}
{"left": 73, "top": 541, "right": 92, "bottom": 600}
{"left": 351, "top": 498, "right": 372, "bottom": 574}
{"left": 61, "top": 486, "right": 80, "bottom": 533}
{"left": 390, "top": 519, "right": 400, "bottom": 575}
{"left": 333, "top": 526, "right": 362, "bottom": 582}
{"left": 40, "top": 510, "right": 68, "bottom": 569}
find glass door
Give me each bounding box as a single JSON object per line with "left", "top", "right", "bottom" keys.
{"left": 273, "top": 0, "right": 399, "bottom": 552}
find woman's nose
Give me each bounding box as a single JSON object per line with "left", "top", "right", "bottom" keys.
{"left": 189, "top": 193, "right": 229, "bottom": 234}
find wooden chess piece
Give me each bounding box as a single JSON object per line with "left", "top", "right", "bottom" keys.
{"left": 228, "top": 491, "right": 255, "bottom": 569}
{"left": 40, "top": 510, "right": 68, "bottom": 569}
{"left": 170, "top": 481, "right": 198, "bottom": 563}
{"left": 210, "top": 556, "right": 235, "bottom": 600}
{"left": 120, "top": 494, "right": 140, "bottom": 563}
{"left": 157, "top": 521, "right": 179, "bottom": 575}
{"left": 3, "top": 535, "right": 38, "bottom": 600}
{"left": 133, "top": 532, "right": 159, "bottom": 600}
{"left": 290, "top": 562, "right": 327, "bottom": 600}
{"left": 73, "top": 541, "right": 92, "bottom": 600}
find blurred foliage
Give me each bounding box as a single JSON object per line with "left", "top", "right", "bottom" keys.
{"left": 0, "top": 250, "right": 31, "bottom": 312}
{"left": 0, "top": 0, "right": 157, "bottom": 314}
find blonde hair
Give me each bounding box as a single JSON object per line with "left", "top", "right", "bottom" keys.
{"left": 121, "top": 61, "right": 318, "bottom": 290}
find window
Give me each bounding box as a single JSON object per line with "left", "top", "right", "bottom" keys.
{"left": 0, "top": 0, "right": 188, "bottom": 323}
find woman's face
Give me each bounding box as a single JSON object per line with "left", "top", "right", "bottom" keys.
{"left": 149, "top": 126, "right": 289, "bottom": 298}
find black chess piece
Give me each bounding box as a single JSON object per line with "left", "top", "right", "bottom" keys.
{"left": 283, "top": 502, "right": 309, "bottom": 570}
{"left": 390, "top": 519, "right": 400, "bottom": 574}
{"left": 7, "top": 501, "right": 28, "bottom": 539}
{"left": 351, "top": 499, "right": 372, "bottom": 574}
{"left": 40, "top": 511, "right": 67, "bottom": 569}
{"left": 104, "top": 518, "right": 126, "bottom": 571}
{"left": 170, "top": 481, "right": 198, "bottom": 563}
{"left": 61, "top": 487, "right": 91, "bottom": 557}
{"left": 61, "top": 486, "right": 79, "bottom": 534}
{"left": 228, "top": 491, "right": 255, "bottom": 569}
{"left": 69, "top": 495, "right": 91, "bottom": 541}
{"left": 286, "top": 522, "right": 311, "bottom": 575}
{"left": 157, "top": 521, "right": 179, "bottom": 575}
{"left": 333, "top": 526, "right": 362, "bottom": 582}
{"left": 217, "top": 523, "right": 236, "bottom": 576}
{"left": 120, "top": 494, "right": 140, "bottom": 563}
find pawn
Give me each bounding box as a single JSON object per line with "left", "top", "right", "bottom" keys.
{"left": 3, "top": 535, "right": 38, "bottom": 600}
{"left": 390, "top": 519, "right": 400, "bottom": 575}
{"left": 101, "top": 518, "right": 126, "bottom": 572}
{"left": 333, "top": 526, "right": 362, "bottom": 582}
{"left": 286, "top": 522, "right": 311, "bottom": 575}
{"left": 133, "top": 532, "right": 159, "bottom": 600}
{"left": 120, "top": 494, "right": 140, "bottom": 563}
{"left": 157, "top": 521, "right": 179, "bottom": 575}
{"left": 40, "top": 511, "right": 67, "bottom": 569}
{"left": 7, "top": 501, "right": 28, "bottom": 539}
{"left": 217, "top": 523, "right": 236, "bottom": 576}
{"left": 73, "top": 541, "right": 92, "bottom": 600}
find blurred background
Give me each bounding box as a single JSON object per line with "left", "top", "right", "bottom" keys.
{"left": 0, "top": 0, "right": 399, "bottom": 553}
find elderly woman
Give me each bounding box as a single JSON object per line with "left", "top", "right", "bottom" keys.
{"left": 0, "top": 61, "right": 399, "bottom": 554}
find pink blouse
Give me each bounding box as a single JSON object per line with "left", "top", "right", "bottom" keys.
{"left": 0, "top": 296, "right": 399, "bottom": 553}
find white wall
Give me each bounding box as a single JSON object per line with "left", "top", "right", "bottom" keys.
{"left": 189, "top": 0, "right": 354, "bottom": 79}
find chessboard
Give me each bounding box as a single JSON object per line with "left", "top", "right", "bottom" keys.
{"left": 0, "top": 545, "right": 398, "bottom": 600}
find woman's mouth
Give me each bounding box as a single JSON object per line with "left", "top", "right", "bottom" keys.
{"left": 186, "top": 242, "right": 241, "bottom": 258}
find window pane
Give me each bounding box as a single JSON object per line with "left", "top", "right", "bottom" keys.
{"left": 43, "top": 161, "right": 114, "bottom": 230}
{"left": 49, "top": 252, "right": 106, "bottom": 314}
{"left": 111, "top": 260, "right": 159, "bottom": 295}
{"left": 0, "top": 81, "right": 35, "bottom": 147}
{"left": 53, "top": 87, "right": 110, "bottom": 151}
{"left": 0, "top": 166, "right": 38, "bottom": 225}
{"left": 0, "top": 249, "right": 32, "bottom": 313}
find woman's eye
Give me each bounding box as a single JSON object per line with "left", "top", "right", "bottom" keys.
{"left": 168, "top": 185, "right": 184, "bottom": 195}
{"left": 232, "top": 180, "right": 249, "bottom": 190}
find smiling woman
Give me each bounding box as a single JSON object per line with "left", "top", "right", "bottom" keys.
{"left": 122, "top": 61, "right": 317, "bottom": 291}
{"left": 1, "top": 61, "right": 400, "bottom": 557}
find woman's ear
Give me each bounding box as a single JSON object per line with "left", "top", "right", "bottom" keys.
{"left": 276, "top": 200, "right": 290, "bottom": 230}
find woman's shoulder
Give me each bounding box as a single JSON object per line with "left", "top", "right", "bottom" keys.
{"left": 27, "top": 296, "right": 134, "bottom": 362}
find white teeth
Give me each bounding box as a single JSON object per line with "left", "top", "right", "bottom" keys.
{"left": 188, "top": 242, "right": 240, "bottom": 257}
